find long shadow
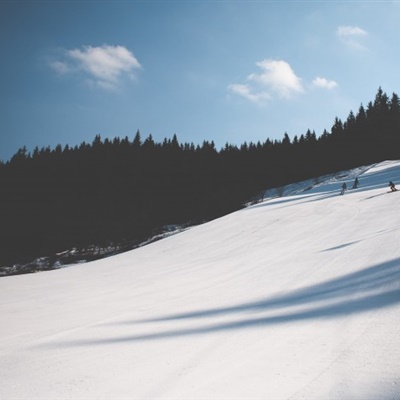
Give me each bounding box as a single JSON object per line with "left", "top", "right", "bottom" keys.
{"left": 78, "top": 288, "right": 400, "bottom": 345}
{"left": 248, "top": 192, "right": 324, "bottom": 210}
{"left": 52, "top": 257, "right": 400, "bottom": 346}
{"left": 141, "top": 258, "right": 400, "bottom": 323}
{"left": 320, "top": 241, "right": 360, "bottom": 252}
{"left": 249, "top": 190, "right": 347, "bottom": 213}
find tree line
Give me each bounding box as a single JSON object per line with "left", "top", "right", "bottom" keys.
{"left": 1, "top": 87, "right": 399, "bottom": 267}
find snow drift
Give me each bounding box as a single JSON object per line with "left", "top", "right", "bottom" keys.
{"left": 1, "top": 160, "right": 400, "bottom": 399}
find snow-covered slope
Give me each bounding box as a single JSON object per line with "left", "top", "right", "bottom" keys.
{"left": 1, "top": 160, "right": 400, "bottom": 400}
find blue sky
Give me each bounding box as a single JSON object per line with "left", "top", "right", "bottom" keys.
{"left": 1, "top": 1, "right": 400, "bottom": 162}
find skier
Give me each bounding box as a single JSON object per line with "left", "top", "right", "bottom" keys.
{"left": 389, "top": 181, "right": 398, "bottom": 192}
{"left": 352, "top": 178, "right": 359, "bottom": 189}
{"left": 341, "top": 182, "right": 347, "bottom": 195}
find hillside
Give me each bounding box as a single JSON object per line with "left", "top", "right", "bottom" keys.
{"left": 1, "top": 160, "right": 400, "bottom": 399}
{"left": 2, "top": 87, "right": 400, "bottom": 269}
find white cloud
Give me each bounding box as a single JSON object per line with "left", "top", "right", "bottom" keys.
{"left": 337, "top": 25, "right": 368, "bottom": 51}
{"left": 228, "top": 59, "right": 304, "bottom": 104}
{"left": 312, "top": 77, "right": 338, "bottom": 90}
{"left": 50, "top": 45, "right": 142, "bottom": 90}
{"left": 249, "top": 59, "right": 304, "bottom": 99}
{"left": 337, "top": 25, "right": 367, "bottom": 38}
{"left": 228, "top": 83, "right": 271, "bottom": 104}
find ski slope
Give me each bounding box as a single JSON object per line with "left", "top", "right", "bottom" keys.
{"left": 1, "top": 160, "right": 400, "bottom": 400}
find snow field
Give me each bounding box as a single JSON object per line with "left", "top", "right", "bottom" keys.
{"left": 1, "top": 160, "right": 400, "bottom": 399}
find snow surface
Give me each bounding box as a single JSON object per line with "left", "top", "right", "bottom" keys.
{"left": 1, "top": 160, "right": 400, "bottom": 400}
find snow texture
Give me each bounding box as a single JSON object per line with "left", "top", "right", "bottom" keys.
{"left": 1, "top": 160, "right": 400, "bottom": 400}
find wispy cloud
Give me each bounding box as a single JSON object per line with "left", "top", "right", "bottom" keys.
{"left": 228, "top": 59, "right": 304, "bottom": 105}
{"left": 49, "top": 45, "right": 142, "bottom": 90}
{"left": 228, "top": 83, "right": 271, "bottom": 104}
{"left": 337, "top": 26, "right": 367, "bottom": 38}
{"left": 49, "top": 60, "right": 71, "bottom": 75}
{"left": 312, "top": 77, "right": 338, "bottom": 90}
{"left": 337, "top": 25, "right": 368, "bottom": 51}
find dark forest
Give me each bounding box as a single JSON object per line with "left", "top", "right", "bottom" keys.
{"left": 1, "top": 87, "right": 400, "bottom": 268}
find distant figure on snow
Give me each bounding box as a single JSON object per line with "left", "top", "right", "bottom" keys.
{"left": 341, "top": 182, "right": 347, "bottom": 195}
{"left": 389, "top": 181, "right": 398, "bottom": 192}
{"left": 352, "top": 178, "right": 359, "bottom": 189}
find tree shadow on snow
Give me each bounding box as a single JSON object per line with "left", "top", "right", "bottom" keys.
{"left": 54, "top": 257, "right": 400, "bottom": 346}
{"left": 141, "top": 257, "right": 400, "bottom": 325}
